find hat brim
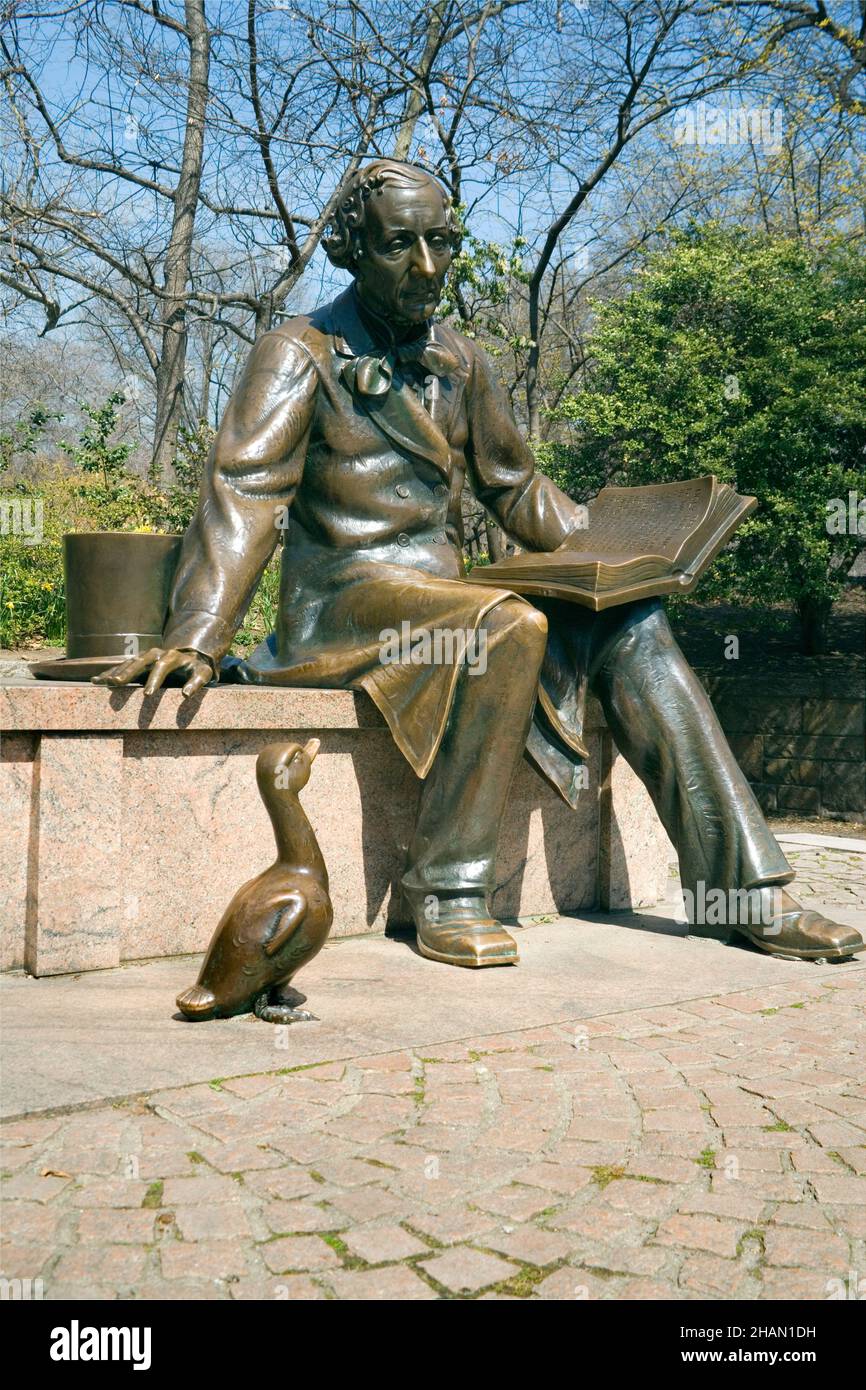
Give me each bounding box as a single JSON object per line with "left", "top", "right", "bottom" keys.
{"left": 28, "top": 655, "right": 143, "bottom": 682}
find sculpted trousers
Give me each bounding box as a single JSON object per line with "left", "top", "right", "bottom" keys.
{"left": 401, "top": 596, "right": 793, "bottom": 911}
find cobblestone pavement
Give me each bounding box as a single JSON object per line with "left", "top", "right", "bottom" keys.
{"left": 665, "top": 836, "right": 866, "bottom": 918}
{"left": 779, "top": 841, "right": 866, "bottom": 914}
{"left": 3, "top": 970, "right": 864, "bottom": 1301}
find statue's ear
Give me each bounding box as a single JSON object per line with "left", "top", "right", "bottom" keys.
{"left": 265, "top": 895, "right": 307, "bottom": 956}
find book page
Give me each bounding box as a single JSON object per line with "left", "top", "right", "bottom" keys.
{"left": 573, "top": 478, "right": 716, "bottom": 563}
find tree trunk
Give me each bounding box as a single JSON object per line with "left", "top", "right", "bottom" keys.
{"left": 797, "top": 594, "right": 832, "bottom": 656}
{"left": 150, "top": 0, "right": 210, "bottom": 482}
{"left": 486, "top": 518, "right": 507, "bottom": 563}
{"left": 392, "top": 1, "right": 448, "bottom": 160}
{"left": 526, "top": 281, "right": 542, "bottom": 440}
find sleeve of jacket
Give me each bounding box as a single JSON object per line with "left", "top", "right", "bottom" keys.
{"left": 464, "top": 343, "right": 586, "bottom": 551}
{"left": 162, "top": 329, "right": 318, "bottom": 664}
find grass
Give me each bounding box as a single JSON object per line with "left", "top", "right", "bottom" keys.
{"left": 590, "top": 1164, "right": 626, "bottom": 1188}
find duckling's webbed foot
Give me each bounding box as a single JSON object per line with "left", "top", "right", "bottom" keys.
{"left": 254, "top": 984, "right": 318, "bottom": 1025}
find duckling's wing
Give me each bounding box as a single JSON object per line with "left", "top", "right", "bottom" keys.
{"left": 263, "top": 892, "right": 307, "bottom": 957}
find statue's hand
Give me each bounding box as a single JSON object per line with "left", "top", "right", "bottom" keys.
{"left": 92, "top": 647, "right": 215, "bottom": 698}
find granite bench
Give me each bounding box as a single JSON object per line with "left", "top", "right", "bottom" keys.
{"left": 0, "top": 679, "right": 672, "bottom": 976}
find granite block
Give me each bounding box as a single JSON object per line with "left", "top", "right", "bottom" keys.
{"left": 2, "top": 682, "right": 667, "bottom": 973}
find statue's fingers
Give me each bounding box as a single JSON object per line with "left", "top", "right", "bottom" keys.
{"left": 143, "top": 650, "right": 188, "bottom": 697}
{"left": 181, "top": 660, "right": 214, "bottom": 699}
{"left": 92, "top": 648, "right": 164, "bottom": 687}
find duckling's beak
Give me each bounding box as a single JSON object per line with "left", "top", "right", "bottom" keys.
{"left": 303, "top": 738, "right": 320, "bottom": 763}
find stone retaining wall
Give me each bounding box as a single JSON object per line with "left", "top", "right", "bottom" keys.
{"left": 696, "top": 665, "right": 865, "bottom": 821}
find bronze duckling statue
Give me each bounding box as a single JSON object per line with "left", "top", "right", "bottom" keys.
{"left": 176, "top": 739, "right": 333, "bottom": 1023}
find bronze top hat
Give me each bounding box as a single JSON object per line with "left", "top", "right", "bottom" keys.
{"left": 30, "top": 532, "right": 181, "bottom": 681}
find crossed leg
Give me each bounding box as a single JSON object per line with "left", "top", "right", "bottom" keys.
{"left": 587, "top": 600, "right": 863, "bottom": 960}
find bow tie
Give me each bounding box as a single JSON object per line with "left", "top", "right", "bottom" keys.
{"left": 342, "top": 336, "right": 462, "bottom": 399}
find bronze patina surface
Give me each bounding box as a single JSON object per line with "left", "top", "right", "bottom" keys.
{"left": 176, "top": 740, "right": 332, "bottom": 1022}
{"left": 96, "top": 159, "right": 864, "bottom": 968}
{"left": 31, "top": 532, "right": 181, "bottom": 680}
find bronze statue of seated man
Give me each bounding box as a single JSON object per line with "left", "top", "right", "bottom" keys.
{"left": 97, "top": 159, "right": 864, "bottom": 970}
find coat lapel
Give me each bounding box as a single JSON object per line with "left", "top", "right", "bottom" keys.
{"left": 328, "top": 288, "right": 462, "bottom": 480}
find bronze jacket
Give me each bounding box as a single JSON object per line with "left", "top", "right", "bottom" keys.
{"left": 163, "top": 286, "right": 591, "bottom": 802}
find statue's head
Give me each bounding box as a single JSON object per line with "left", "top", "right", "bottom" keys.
{"left": 322, "top": 160, "right": 461, "bottom": 331}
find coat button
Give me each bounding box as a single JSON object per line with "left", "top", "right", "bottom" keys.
{"left": 434, "top": 483, "right": 448, "bottom": 497}
{"left": 395, "top": 483, "right": 410, "bottom": 498}
{"left": 434, "top": 533, "right": 447, "bottom": 544}
{"left": 397, "top": 533, "right": 410, "bottom": 546}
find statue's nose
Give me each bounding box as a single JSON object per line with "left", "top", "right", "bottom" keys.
{"left": 411, "top": 240, "right": 437, "bottom": 278}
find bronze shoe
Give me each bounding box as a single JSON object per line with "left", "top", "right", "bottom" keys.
{"left": 403, "top": 891, "right": 519, "bottom": 968}
{"left": 731, "top": 887, "right": 865, "bottom": 962}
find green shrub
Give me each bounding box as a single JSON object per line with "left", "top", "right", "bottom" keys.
{"left": 545, "top": 226, "right": 866, "bottom": 654}
{"left": 0, "top": 400, "right": 213, "bottom": 649}
{"left": 0, "top": 397, "right": 288, "bottom": 653}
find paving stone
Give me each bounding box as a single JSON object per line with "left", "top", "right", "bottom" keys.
{"left": 0, "top": 1242, "right": 55, "bottom": 1279}
{"left": 618, "top": 1276, "right": 680, "bottom": 1299}
{"left": 161, "top": 1175, "right": 245, "bottom": 1205}
{"left": 808, "top": 1173, "right": 866, "bottom": 1205}
{"left": 242, "top": 1169, "right": 322, "bottom": 1202}
{"left": 549, "top": 1202, "right": 648, "bottom": 1246}
{"left": 762, "top": 1227, "right": 850, "bottom": 1271}
{"left": 768, "top": 1202, "right": 832, "bottom": 1231}
{"left": 257, "top": 1235, "right": 341, "bottom": 1274}
{"left": 420, "top": 1246, "right": 519, "bottom": 1294}
{"left": 518, "top": 1162, "right": 595, "bottom": 1195}
{"left": 323, "top": 1265, "right": 440, "bottom": 1300}
{"left": 0, "top": 1172, "right": 73, "bottom": 1203}
{"left": 0, "top": 1201, "right": 64, "bottom": 1243}
{"left": 1, "top": 1118, "right": 62, "bottom": 1145}
{"left": 54, "top": 1245, "right": 149, "bottom": 1286}
{"left": 341, "top": 1224, "right": 429, "bottom": 1264}
{"left": 653, "top": 1212, "right": 745, "bottom": 1258}
{"left": 758, "top": 1268, "right": 847, "bottom": 1300}
{"left": 76, "top": 1209, "right": 157, "bottom": 1244}
{"left": 219, "top": 1076, "right": 281, "bottom": 1099}
{"left": 678, "top": 1252, "right": 753, "bottom": 1298}
{"left": 160, "top": 1239, "right": 248, "bottom": 1281}
{"left": 72, "top": 1179, "right": 151, "bottom": 1208}
{"left": 709, "top": 1172, "right": 806, "bottom": 1202}
{"left": 602, "top": 1179, "right": 680, "bottom": 1220}
{"left": 481, "top": 1223, "right": 575, "bottom": 1266}
{"left": 625, "top": 1155, "right": 697, "bottom": 1184}
{"left": 536, "top": 1267, "right": 621, "bottom": 1300}
{"left": 826, "top": 1204, "right": 866, "bottom": 1238}
{"left": 402, "top": 1207, "right": 498, "bottom": 1246}
{"left": 473, "top": 1184, "right": 559, "bottom": 1222}
{"left": 261, "top": 1198, "right": 348, "bottom": 1235}
{"left": 133, "top": 1279, "right": 227, "bottom": 1301}
{"left": 330, "top": 1185, "right": 408, "bottom": 1223}
{"left": 196, "top": 1141, "right": 287, "bottom": 1173}
{"left": 675, "top": 1182, "right": 770, "bottom": 1221}
{"left": 230, "top": 1274, "right": 328, "bottom": 1300}
{"left": 172, "top": 1205, "right": 252, "bottom": 1241}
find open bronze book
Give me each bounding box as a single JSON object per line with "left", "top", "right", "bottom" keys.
{"left": 465, "top": 476, "right": 757, "bottom": 611}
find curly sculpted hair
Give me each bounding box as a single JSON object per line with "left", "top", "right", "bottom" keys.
{"left": 321, "top": 160, "right": 461, "bottom": 273}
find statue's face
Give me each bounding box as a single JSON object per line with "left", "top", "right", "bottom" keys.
{"left": 354, "top": 181, "right": 452, "bottom": 330}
